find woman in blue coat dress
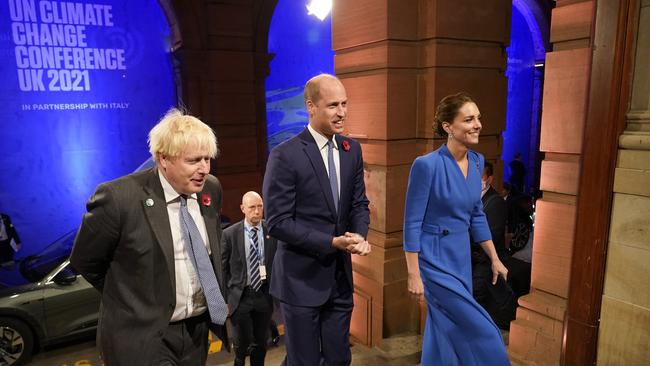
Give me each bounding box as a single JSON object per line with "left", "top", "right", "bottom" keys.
{"left": 403, "top": 93, "right": 510, "bottom": 365}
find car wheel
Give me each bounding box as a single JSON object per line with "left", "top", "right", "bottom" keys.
{"left": 0, "top": 317, "right": 33, "bottom": 366}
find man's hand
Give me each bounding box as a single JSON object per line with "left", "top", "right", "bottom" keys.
{"left": 344, "top": 232, "right": 371, "bottom": 256}
{"left": 346, "top": 232, "right": 371, "bottom": 256}
{"left": 332, "top": 232, "right": 371, "bottom": 256}
{"left": 351, "top": 240, "right": 371, "bottom": 256}
{"left": 332, "top": 233, "right": 362, "bottom": 251}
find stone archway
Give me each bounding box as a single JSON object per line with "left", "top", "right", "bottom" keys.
{"left": 168, "top": 0, "right": 278, "bottom": 221}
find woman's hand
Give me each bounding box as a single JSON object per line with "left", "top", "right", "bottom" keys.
{"left": 491, "top": 259, "right": 508, "bottom": 285}
{"left": 405, "top": 251, "right": 424, "bottom": 301}
{"left": 408, "top": 272, "right": 424, "bottom": 301}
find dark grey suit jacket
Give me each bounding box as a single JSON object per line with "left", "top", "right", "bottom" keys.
{"left": 221, "top": 220, "right": 277, "bottom": 314}
{"left": 70, "top": 168, "right": 228, "bottom": 365}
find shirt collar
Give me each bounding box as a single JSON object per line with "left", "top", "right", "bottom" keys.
{"left": 158, "top": 170, "right": 197, "bottom": 204}
{"left": 244, "top": 220, "right": 262, "bottom": 232}
{"left": 307, "top": 124, "right": 338, "bottom": 151}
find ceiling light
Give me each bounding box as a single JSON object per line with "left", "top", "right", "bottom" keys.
{"left": 306, "top": 0, "right": 332, "bottom": 21}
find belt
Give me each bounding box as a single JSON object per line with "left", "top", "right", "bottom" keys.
{"left": 243, "top": 284, "right": 267, "bottom": 294}
{"left": 169, "top": 311, "right": 208, "bottom": 326}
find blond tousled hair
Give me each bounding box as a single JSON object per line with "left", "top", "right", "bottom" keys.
{"left": 148, "top": 108, "right": 218, "bottom": 163}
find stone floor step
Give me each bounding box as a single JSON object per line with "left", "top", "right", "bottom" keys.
{"left": 515, "top": 306, "right": 564, "bottom": 339}
{"left": 507, "top": 350, "right": 530, "bottom": 366}
{"left": 517, "top": 289, "right": 567, "bottom": 322}
{"left": 509, "top": 319, "right": 561, "bottom": 366}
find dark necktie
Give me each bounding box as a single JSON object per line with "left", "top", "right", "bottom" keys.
{"left": 179, "top": 195, "right": 228, "bottom": 325}
{"left": 327, "top": 139, "right": 339, "bottom": 213}
{"left": 248, "top": 227, "right": 262, "bottom": 291}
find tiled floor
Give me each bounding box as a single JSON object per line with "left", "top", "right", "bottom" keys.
{"left": 29, "top": 331, "right": 516, "bottom": 366}
{"left": 210, "top": 333, "right": 424, "bottom": 366}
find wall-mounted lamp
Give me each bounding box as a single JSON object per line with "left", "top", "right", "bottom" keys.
{"left": 306, "top": 0, "right": 332, "bottom": 21}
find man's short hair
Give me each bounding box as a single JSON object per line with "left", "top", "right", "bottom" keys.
{"left": 484, "top": 161, "right": 494, "bottom": 177}
{"left": 304, "top": 73, "right": 341, "bottom": 104}
{"left": 148, "top": 108, "right": 218, "bottom": 163}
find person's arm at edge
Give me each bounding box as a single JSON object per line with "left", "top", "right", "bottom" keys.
{"left": 469, "top": 154, "right": 508, "bottom": 284}
{"left": 403, "top": 157, "right": 431, "bottom": 297}
{"left": 346, "top": 139, "right": 370, "bottom": 238}
{"left": 220, "top": 227, "right": 232, "bottom": 301}
{"left": 70, "top": 183, "right": 120, "bottom": 292}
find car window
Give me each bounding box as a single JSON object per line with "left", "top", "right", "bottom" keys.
{"left": 20, "top": 231, "right": 76, "bottom": 282}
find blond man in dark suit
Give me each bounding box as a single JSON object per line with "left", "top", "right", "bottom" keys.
{"left": 71, "top": 109, "right": 228, "bottom": 365}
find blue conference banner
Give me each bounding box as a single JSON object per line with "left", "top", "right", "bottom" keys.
{"left": 265, "top": 0, "right": 334, "bottom": 151}
{"left": 0, "top": 0, "right": 177, "bottom": 256}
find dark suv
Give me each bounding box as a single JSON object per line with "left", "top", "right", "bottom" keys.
{"left": 0, "top": 231, "right": 100, "bottom": 366}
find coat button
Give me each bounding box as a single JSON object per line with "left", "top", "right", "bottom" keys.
{"left": 157, "top": 330, "right": 164, "bottom": 337}
{"left": 442, "top": 229, "right": 449, "bottom": 236}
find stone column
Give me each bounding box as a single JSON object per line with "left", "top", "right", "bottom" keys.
{"left": 331, "top": 0, "right": 509, "bottom": 346}
{"left": 171, "top": 0, "right": 277, "bottom": 220}
{"left": 598, "top": 1, "right": 650, "bottom": 363}
{"left": 508, "top": 1, "right": 594, "bottom": 364}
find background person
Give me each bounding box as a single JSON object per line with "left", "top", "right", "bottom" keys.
{"left": 508, "top": 152, "right": 526, "bottom": 193}
{"left": 0, "top": 212, "right": 21, "bottom": 264}
{"left": 472, "top": 161, "right": 517, "bottom": 330}
{"left": 221, "top": 191, "right": 277, "bottom": 366}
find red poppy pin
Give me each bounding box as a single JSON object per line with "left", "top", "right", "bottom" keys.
{"left": 201, "top": 194, "right": 212, "bottom": 207}
{"left": 342, "top": 140, "right": 350, "bottom": 152}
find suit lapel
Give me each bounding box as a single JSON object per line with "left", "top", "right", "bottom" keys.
{"left": 262, "top": 223, "right": 273, "bottom": 267}
{"left": 199, "top": 195, "right": 217, "bottom": 255}
{"left": 235, "top": 222, "right": 246, "bottom": 268}
{"left": 336, "top": 134, "right": 351, "bottom": 212}
{"left": 300, "top": 129, "right": 337, "bottom": 218}
{"left": 142, "top": 168, "right": 176, "bottom": 295}
{"left": 198, "top": 189, "right": 223, "bottom": 280}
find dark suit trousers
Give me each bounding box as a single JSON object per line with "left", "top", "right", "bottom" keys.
{"left": 231, "top": 287, "right": 273, "bottom": 366}
{"left": 280, "top": 281, "right": 354, "bottom": 366}
{"left": 150, "top": 312, "right": 210, "bottom": 366}
{"left": 472, "top": 260, "right": 517, "bottom": 330}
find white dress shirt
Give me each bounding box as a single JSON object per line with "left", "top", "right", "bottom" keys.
{"left": 307, "top": 124, "right": 341, "bottom": 198}
{"left": 158, "top": 171, "right": 210, "bottom": 321}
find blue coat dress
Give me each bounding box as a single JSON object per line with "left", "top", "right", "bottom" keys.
{"left": 404, "top": 144, "right": 510, "bottom": 365}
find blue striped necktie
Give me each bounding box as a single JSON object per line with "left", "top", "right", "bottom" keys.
{"left": 179, "top": 195, "right": 228, "bottom": 325}
{"left": 248, "top": 227, "right": 262, "bottom": 291}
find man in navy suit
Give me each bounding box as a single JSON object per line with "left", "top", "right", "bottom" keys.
{"left": 263, "top": 73, "right": 371, "bottom": 366}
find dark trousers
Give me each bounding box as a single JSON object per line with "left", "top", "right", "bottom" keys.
{"left": 472, "top": 259, "right": 517, "bottom": 330}
{"left": 280, "top": 288, "right": 353, "bottom": 366}
{"left": 503, "top": 256, "right": 532, "bottom": 297}
{"left": 231, "top": 287, "right": 273, "bottom": 366}
{"left": 0, "top": 241, "right": 14, "bottom": 263}
{"left": 150, "top": 312, "right": 210, "bottom": 366}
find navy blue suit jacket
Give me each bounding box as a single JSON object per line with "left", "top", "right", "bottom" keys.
{"left": 263, "top": 128, "right": 370, "bottom": 307}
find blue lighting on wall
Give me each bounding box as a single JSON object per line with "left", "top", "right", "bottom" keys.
{"left": 0, "top": 0, "right": 176, "bottom": 257}
{"left": 265, "top": 0, "right": 334, "bottom": 151}
{"left": 503, "top": 1, "right": 546, "bottom": 194}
